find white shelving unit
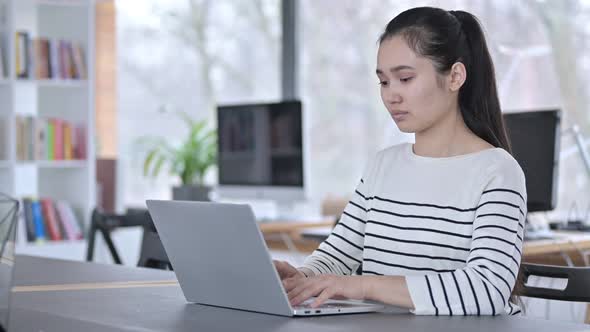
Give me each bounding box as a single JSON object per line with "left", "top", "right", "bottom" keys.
{"left": 0, "top": 0, "right": 95, "bottom": 261}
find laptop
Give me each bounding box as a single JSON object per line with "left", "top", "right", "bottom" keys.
{"left": 146, "top": 200, "right": 385, "bottom": 316}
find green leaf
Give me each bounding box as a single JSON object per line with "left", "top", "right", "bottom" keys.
{"left": 152, "top": 154, "right": 167, "bottom": 178}
{"left": 143, "top": 148, "right": 159, "bottom": 176}
{"left": 138, "top": 110, "right": 218, "bottom": 184}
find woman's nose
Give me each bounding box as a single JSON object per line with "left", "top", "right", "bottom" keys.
{"left": 385, "top": 89, "right": 402, "bottom": 105}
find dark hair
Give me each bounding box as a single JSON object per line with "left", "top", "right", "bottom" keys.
{"left": 379, "top": 7, "right": 524, "bottom": 309}
{"left": 378, "top": 7, "right": 512, "bottom": 154}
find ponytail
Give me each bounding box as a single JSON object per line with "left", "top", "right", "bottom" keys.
{"left": 448, "top": 10, "right": 512, "bottom": 154}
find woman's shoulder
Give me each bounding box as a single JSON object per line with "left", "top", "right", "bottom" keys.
{"left": 481, "top": 148, "right": 527, "bottom": 198}
{"left": 484, "top": 148, "right": 524, "bottom": 176}
{"left": 376, "top": 142, "right": 412, "bottom": 159}
{"left": 359, "top": 143, "right": 410, "bottom": 178}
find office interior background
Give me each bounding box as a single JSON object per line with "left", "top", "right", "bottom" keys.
{"left": 3, "top": 0, "right": 590, "bottom": 325}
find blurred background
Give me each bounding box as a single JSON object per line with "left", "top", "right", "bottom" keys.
{"left": 2, "top": 0, "right": 590, "bottom": 325}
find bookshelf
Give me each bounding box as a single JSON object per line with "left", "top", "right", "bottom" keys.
{"left": 0, "top": 0, "right": 95, "bottom": 261}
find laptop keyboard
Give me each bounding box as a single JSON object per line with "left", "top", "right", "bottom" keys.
{"left": 295, "top": 303, "right": 335, "bottom": 309}
{"left": 294, "top": 302, "right": 363, "bottom": 309}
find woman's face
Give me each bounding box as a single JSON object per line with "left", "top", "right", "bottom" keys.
{"left": 376, "top": 35, "right": 456, "bottom": 134}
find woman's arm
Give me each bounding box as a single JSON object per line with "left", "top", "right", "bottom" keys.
{"left": 363, "top": 275, "right": 414, "bottom": 309}
{"left": 285, "top": 274, "right": 415, "bottom": 309}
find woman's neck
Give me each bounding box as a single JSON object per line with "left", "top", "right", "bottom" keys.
{"left": 413, "top": 108, "right": 486, "bottom": 158}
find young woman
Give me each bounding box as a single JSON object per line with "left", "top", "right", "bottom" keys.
{"left": 274, "top": 7, "right": 527, "bottom": 316}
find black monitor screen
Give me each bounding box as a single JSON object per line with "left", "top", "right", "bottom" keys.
{"left": 503, "top": 110, "right": 561, "bottom": 213}
{"left": 217, "top": 101, "right": 303, "bottom": 187}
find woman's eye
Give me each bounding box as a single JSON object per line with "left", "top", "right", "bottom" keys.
{"left": 400, "top": 77, "right": 414, "bottom": 83}
{"left": 378, "top": 81, "right": 388, "bottom": 86}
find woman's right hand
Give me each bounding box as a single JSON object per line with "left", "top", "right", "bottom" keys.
{"left": 273, "top": 260, "right": 306, "bottom": 280}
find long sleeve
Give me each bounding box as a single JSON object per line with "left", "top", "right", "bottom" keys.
{"left": 405, "top": 162, "right": 527, "bottom": 316}
{"left": 301, "top": 157, "right": 376, "bottom": 276}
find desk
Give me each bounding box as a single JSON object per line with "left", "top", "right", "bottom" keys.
{"left": 259, "top": 219, "right": 335, "bottom": 234}
{"left": 259, "top": 218, "right": 336, "bottom": 253}
{"left": 523, "top": 232, "right": 590, "bottom": 257}
{"left": 10, "top": 255, "right": 590, "bottom": 331}
{"left": 301, "top": 228, "right": 590, "bottom": 261}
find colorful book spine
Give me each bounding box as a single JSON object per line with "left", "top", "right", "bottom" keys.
{"left": 22, "top": 198, "right": 35, "bottom": 242}
{"left": 72, "top": 42, "right": 87, "bottom": 79}
{"left": 15, "top": 31, "right": 29, "bottom": 78}
{"left": 46, "top": 120, "right": 54, "bottom": 160}
{"left": 53, "top": 119, "right": 63, "bottom": 160}
{"left": 56, "top": 201, "right": 83, "bottom": 240}
{"left": 63, "top": 122, "right": 72, "bottom": 160}
{"left": 40, "top": 198, "right": 62, "bottom": 241}
{"left": 31, "top": 200, "right": 46, "bottom": 242}
{"left": 33, "top": 38, "right": 42, "bottom": 79}
{"left": 51, "top": 200, "right": 68, "bottom": 240}
{"left": 15, "top": 116, "right": 23, "bottom": 160}
{"left": 26, "top": 116, "right": 34, "bottom": 160}
{"left": 34, "top": 117, "right": 47, "bottom": 160}
{"left": 49, "top": 38, "right": 59, "bottom": 80}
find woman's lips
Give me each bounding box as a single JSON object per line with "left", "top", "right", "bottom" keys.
{"left": 391, "top": 111, "right": 409, "bottom": 121}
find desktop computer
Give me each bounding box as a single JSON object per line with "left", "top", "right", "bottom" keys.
{"left": 214, "top": 100, "right": 306, "bottom": 219}
{"left": 503, "top": 109, "right": 561, "bottom": 239}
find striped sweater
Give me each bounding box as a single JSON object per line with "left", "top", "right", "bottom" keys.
{"left": 302, "top": 143, "right": 527, "bottom": 316}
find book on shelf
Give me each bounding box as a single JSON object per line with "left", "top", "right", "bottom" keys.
{"left": 40, "top": 198, "right": 62, "bottom": 241}
{"left": 22, "top": 198, "right": 36, "bottom": 242}
{"left": 30, "top": 199, "right": 46, "bottom": 242}
{"left": 55, "top": 200, "right": 83, "bottom": 241}
{"left": 15, "top": 115, "right": 87, "bottom": 162}
{"left": 0, "top": 41, "right": 4, "bottom": 78}
{"left": 15, "top": 31, "right": 30, "bottom": 79}
{"left": 15, "top": 30, "right": 87, "bottom": 80}
{"left": 20, "top": 197, "right": 84, "bottom": 244}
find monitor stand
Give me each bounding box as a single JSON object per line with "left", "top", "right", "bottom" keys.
{"left": 254, "top": 201, "right": 301, "bottom": 222}
{"left": 524, "top": 217, "right": 556, "bottom": 241}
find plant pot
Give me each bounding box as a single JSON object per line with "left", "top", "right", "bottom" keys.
{"left": 172, "top": 185, "right": 212, "bottom": 201}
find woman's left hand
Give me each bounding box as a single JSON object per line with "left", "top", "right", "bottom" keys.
{"left": 283, "top": 275, "right": 366, "bottom": 308}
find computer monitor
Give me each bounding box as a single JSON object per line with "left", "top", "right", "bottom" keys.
{"left": 216, "top": 100, "right": 305, "bottom": 204}
{"left": 503, "top": 109, "right": 561, "bottom": 213}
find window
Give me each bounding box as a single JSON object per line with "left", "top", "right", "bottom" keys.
{"left": 116, "top": 0, "right": 281, "bottom": 205}
{"left": 299, "top": 0, "right": 588, "bottom": 214}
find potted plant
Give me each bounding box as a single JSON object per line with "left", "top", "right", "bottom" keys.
{"left": 141, "top": 110, "right": 217, "bottom": 201}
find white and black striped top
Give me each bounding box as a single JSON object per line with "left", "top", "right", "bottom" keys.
{"left": 302, "top": 143, "right": 527, "bottom": 316}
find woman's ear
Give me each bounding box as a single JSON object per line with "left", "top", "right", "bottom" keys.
{"left": 449, "top": 62, "right": 467, "bottom": 92}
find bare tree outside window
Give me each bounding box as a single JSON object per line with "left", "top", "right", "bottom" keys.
{"left": 117, "top": 1, "right": 590, "bottom": 259}
{"left": 117, "top": 0, "right": 280, "bottom": 205}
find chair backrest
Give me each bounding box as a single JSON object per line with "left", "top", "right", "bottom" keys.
{"left": 86, "top": 207, "right": 169, "bottom": 269}
{"left": 519, "top": 263, "right": 590, "bottom": 302}
{"left": 137, "top": 229, "right": 172, "bottom": 270}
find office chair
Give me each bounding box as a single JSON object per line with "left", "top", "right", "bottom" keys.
{"left": 136, "top": 220, "right": 172, "bottom": 270}
{"left": 519, "top": 263, "right": 590, "bottom": 302}
{"left": 86, "top": 208, "right": 171, "bottom": 270}
{"left": 86, "top": 208, "right": 146, "bottom": 264}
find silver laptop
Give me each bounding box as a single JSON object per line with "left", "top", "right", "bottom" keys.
{"left": 146, "top": 200, "right": 385, "bottom": 316}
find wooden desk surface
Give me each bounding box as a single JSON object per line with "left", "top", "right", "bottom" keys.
{"left": 285, "top": 223, "right": 590, "bottom": 261}
{"left": 523, "top": 232, "right": 590, "bottom": 256}
{"left": 258, "top": 219, "right": 335, "bottom": 234}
